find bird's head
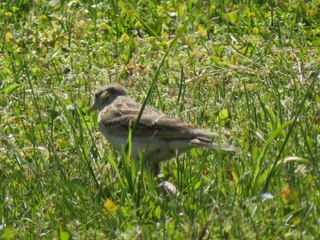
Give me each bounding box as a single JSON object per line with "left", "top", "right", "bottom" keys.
{"left": 88, "top": 83, "right": 128, "bottom": 112}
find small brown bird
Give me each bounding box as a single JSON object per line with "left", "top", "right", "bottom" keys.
{"left": 89, "top": 83, "right": 238, "bottom": 176}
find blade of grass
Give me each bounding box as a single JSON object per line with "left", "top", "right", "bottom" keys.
{"left": 132, "top": 0, "right": 205, "bottom": 135}
{"left": 262, "top": 74, "right": 318, "bottom": 193}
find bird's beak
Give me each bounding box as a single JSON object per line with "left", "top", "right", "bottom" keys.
{"left": 88, "top": 102, "right": 97, "bottom": 112}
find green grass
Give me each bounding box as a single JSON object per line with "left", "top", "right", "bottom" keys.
{"left": 1, "top": 0, "right": 320, "bottom": 239}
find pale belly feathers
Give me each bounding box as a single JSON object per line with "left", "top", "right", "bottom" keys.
{"left": 100, "top": 129, "right": 194, "bottom": 162}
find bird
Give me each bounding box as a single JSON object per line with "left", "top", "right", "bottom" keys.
{"left": 88, "top": 83, "right": 238, "bottom": 177}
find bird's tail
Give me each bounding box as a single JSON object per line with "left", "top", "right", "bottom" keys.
{"left": 190, "top": 137, "right": 239, "bottom": 151}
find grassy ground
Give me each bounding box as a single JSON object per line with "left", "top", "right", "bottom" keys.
{"left": 1, "top": 0, "right": 320, "bottom": 239}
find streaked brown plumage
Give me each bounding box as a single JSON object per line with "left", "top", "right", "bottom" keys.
{"left": 89, "top": 83, "right": 238, "bottom": 175}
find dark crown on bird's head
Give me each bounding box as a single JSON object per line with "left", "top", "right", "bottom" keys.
{"left": 96, "top": 83, "right": 128, "bottom": 97}
{"left": 96, "top": 83, "right": 128, "bottom": 105}
{"left": 89, "top": 83, "right": 128, "bottom": 112}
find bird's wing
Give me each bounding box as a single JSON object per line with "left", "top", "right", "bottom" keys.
{"left": 99, "top": 103, "right": 219, "bottom": 138}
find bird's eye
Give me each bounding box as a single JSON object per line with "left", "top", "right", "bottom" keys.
{"left": 99, "top": 91, "right": 110, "bottom": 102}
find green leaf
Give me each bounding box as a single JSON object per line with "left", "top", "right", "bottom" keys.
{"left": 217, "top": 109, "right": 230, "bottom": 126}
{"left": 251, "top": 119, "right": 294, "bottom": 194}
{"left": 194, "top": 180, "right": 201, "bottom": 190}
{"left": 4, "top": 83, "right": 21, "bottom": 95}
{"left": 136, "top": 16, "right": 160, "bottom": 36}
{"left": 1, "top": 227, "right": 15, "bottom": 239}
{"left": 58, "top": 227, "right": 70, "bottom": 240}
{"left": 224, "top": 12, "right": 238, "bottom": 24}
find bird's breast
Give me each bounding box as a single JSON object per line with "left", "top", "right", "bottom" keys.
{"left": 98, "top": 127, "right": 172, "bottom": 160}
